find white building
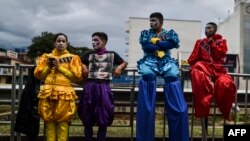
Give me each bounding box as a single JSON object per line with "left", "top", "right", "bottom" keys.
{"left": 125, "top": 0, "right": 250, "bottom": 75}
{"left": 125, "top": 17, "right": 201, "bottom": 69}
{"left": 218, "top": 0, "right": 250, "bottom": 73}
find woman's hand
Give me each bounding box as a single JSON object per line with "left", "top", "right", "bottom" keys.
{"left": 48, "top": 58, "right": 59, "bottom": 68}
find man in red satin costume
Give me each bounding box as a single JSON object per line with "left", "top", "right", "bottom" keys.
{"left": 188, "top": 22, "right": 236, "bottom": 120}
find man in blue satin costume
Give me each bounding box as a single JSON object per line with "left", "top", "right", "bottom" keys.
{"left": 136, "top": 12, "right": 189, "bottom": 141}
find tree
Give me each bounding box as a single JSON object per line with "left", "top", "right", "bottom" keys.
{"left": 67, "top": 45, "right": 91, "bottom": 58}
{"left": 27, "top": 32, "right": 54, "bottom": 61}
{"left": 27, "top": 31, "right": 90, "bottom": 61}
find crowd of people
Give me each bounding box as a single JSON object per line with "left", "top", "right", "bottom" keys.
{"left": 14, "top": 12, "right": 237, "bottom": 141}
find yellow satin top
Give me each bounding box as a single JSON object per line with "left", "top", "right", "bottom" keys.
{"left": 34, "top": 49, "right": 82, "bottom": 100}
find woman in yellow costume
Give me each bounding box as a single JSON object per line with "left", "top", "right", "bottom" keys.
{"left": 34, "top": 33, "right": 82, "bottom": 141}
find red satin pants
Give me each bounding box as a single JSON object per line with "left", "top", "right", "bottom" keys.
{"left": 190, "top": 61, "right": 236, "bottom": 120}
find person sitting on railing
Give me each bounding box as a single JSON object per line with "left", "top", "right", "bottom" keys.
{"left": 34, "top": 33, "right": 83, "bottom": 141}
{"left": 187, "top": 22, "right": 236, "bottom": 121}
{"left": 77, "top": 32, "right": 127, "bottom": 141}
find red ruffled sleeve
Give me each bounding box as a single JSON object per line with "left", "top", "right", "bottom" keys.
{"left": 210, "top": 38, "right": 228, "bottom": 61}
{"left": 188, "top": 39, "right": 201, "bottom": 66}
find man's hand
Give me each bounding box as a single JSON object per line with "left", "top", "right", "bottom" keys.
{"left": 151, "top": 37, "right": 160, "bottom": 45}
{"left": 207, "top": 37, "right": 214, "bottom": 44}
{"left": 114, "top": 62, "right": 127, "bottom": 77}
{"left": 114, "top": 67, "right": 122, "bottom": 77}
{"left": 82, "top": 64, "right": 88, "bottom": 77}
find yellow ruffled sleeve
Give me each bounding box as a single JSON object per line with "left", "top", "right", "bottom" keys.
{"left": 34, "top": 54, "right": 51, "bottom": 80}
{"left": 58, "top": 66, "right": 74, "bottom": 80}
{"left": 69, "top": 55, "right": 83, "bottom": 81}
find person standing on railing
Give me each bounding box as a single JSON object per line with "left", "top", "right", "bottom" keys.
{"left": 188, "top": 22, "right": 236, "bottom": 121}
{"left": 136, "top": 12, "right": 189, "bottom": 141}
{"left": 34, "top": 33, "right": 83, "bottom": 141}
{"left": 77, "top": 32, "right": 127, "bottom": 141}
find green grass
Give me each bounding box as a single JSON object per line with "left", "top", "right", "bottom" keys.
{"left": 0, "top": 106, "right": 250, "bottom": 138}
{"left": 0, "top": 114, "right": 244, "bottom": 138}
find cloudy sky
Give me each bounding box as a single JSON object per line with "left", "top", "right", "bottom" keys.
{"left": 0, "top": 0, "right": 235, "bottom": 58}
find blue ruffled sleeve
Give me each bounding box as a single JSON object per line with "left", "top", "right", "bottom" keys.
{"left": 139, "top": 30, "right": 158, "bottom": 53}
{"left": 166, "top": 29, "right": 180, "bottom": 48}
{"left": 139, "top": 30, "right": 151, "bottom": 44}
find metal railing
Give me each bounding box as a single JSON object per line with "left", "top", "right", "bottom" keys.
{"left": 0, "top": 65, "right": 250, "bottom": 141}
{"left": 2, "top": 65, "right": 137, "bottom": 141}
{"left": 180, "top": 70, "right": 250, "bottom": 141}
{"left": 0, "top": 64, "right": 16, "bottom": 141}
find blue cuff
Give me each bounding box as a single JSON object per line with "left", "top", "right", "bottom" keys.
{"left": 157, "top": 41, "right": 174, "bottom": 50}
{"left": 141, "top": 43, "right": 158, "bottom": 52}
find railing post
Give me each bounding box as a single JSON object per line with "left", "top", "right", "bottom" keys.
{"left": 244, "top": 77, "right": 248, "bottom": 123}
{"left": 16, "top": 66, "right": 23, "bottom": 141}
{"left": 126, "top": 68, "right": 137, "bottom": 141}
{"left": 10, "top": 65, "right": 16, "bottom": 141}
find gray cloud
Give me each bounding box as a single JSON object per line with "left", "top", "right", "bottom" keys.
{"left": 0, "top": 0, "right": 234, "bottom": 57}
